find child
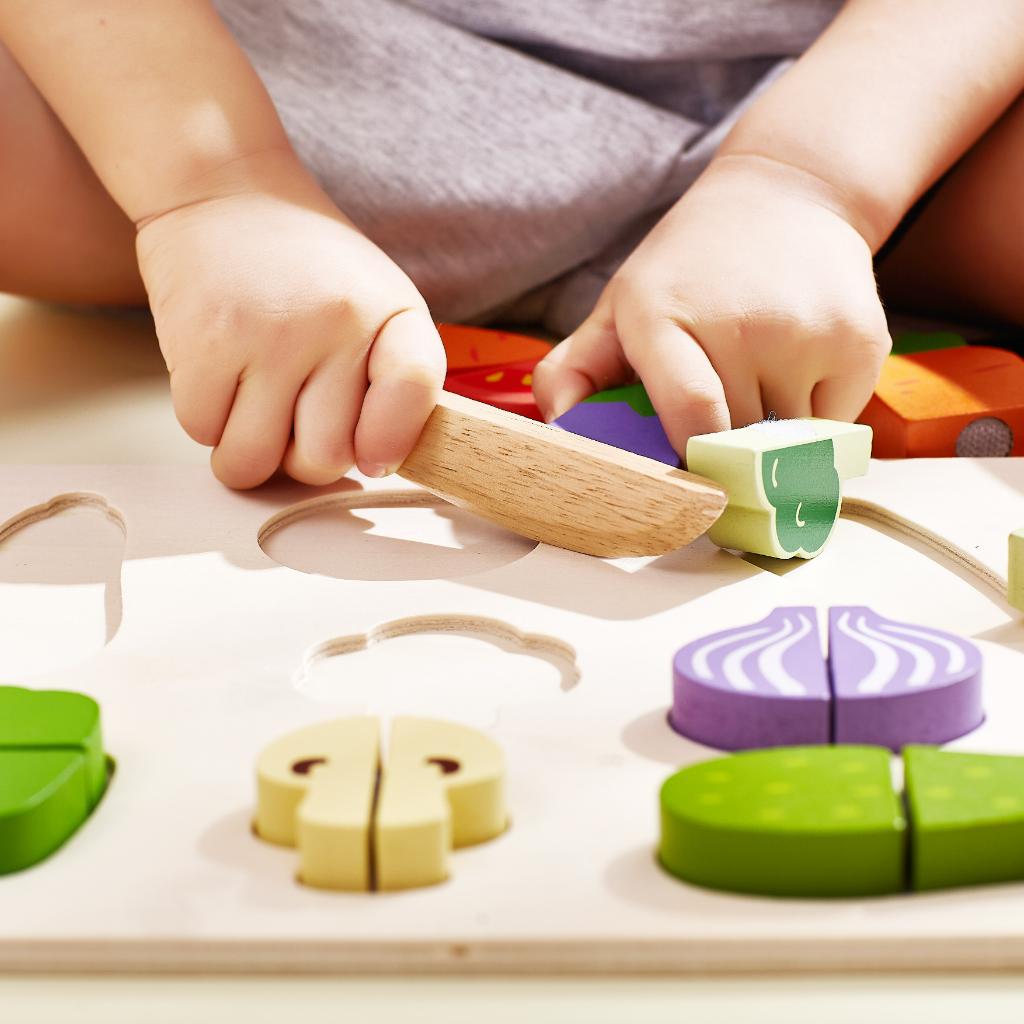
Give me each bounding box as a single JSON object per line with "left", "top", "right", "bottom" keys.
{"left": 1, "top": 1, "right": 1022, "bottom": 488}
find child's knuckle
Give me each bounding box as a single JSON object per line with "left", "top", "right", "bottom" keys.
{"left": 679, "top": 378, "right": 726, "bottom": 412}
{"left": 226, "top": 439, "right": 274, "bottom": 476}
{"left": 307, "top": 432, "right": 354, "bottom": 469}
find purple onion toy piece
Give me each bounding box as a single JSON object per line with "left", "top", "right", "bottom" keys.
{"left": 552, "top": 384, "right": 680, "bottom": 467}
{"left": 828, "top": 606, "right": 983, "bottom": 750}
{"left": 670, "top": 607, "right": 831, "bottom": 750}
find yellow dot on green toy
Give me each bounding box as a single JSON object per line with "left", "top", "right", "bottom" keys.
{"left": 832, "top": 804, "right": 863, "bottom": 820}
{"left": 854, "top": 784, "right": 883, "bottom": 798}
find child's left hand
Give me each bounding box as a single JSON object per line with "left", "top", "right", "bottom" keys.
{"left": 532, "top": 155, "right": 892, "bottom": 457}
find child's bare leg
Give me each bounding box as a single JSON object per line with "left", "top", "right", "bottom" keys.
{"left": 0, "top": 43, "right": 143, "bottom": 306}
{"left": 879, "top": 91, "right": 1024, "bottom": 328}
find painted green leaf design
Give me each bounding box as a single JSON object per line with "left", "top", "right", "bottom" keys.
{"left": 761, "top": 439, "right": 840, "bottom": 556}
{"left": 582, "top": 383, "right": 657, "bottom": 417}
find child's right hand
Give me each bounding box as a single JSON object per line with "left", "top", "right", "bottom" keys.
{"left": 532, "top": 155, "right": 891, "bottom": 453}
{"left": 135, "top": 173, "right": 445, "bottom": 489}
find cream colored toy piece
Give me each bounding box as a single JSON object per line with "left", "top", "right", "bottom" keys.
{"left": 255, "top": 715, "right": 505, "bottom": 892}
{"left": 1009, "top": 529, "right": 1024, "bottom": 613}
{"left": 374, "top": 763, "right": 450, "bottom": 893}
{"left": 376, "top": 716, "right": 507, "bottom": 891}
{"left": 254, "top": 717, "right": 379, "bottom": 890}
{"left": 686, "top": 419, "right": 872, "bottom": 559}
{"left": 397, "top": 391, "right": 727, "bottom": 558}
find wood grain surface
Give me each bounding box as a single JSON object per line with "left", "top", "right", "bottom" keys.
{"left": 398, "top": 392, "right": 727, "bottom": 557}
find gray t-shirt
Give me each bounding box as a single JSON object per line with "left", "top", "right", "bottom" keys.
{"left": 214, "top": 0, "right": 843, "bottom": 334}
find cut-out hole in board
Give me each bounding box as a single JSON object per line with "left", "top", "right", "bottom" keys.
{"left": 0, "top": 493, "right": 126, "bottom": 677}
{"left": 296, "top": 614, "right": 579, "bottom": 728}
{"left": 259, "top": 491, "right": 536, "bottom": 581}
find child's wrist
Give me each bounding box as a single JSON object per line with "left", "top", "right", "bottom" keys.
{"left": 133, "top": 144, "right": 332, "bottom": 231}
{"left": 700, "top": 150, "right": 891, "bottom": 252}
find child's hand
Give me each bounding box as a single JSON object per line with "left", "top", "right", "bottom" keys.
{"left": 136, "top": 180, "right": 445, "bottom": 488}
{"left": 532, "top": 156, "right": 891, "bottom": 456}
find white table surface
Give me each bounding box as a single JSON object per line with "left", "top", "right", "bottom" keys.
{"left": 3, "top": 294, "right": 1024, "bottom": 1020}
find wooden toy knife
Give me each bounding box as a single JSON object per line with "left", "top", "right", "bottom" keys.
{"left": 397, "top": 392, "right": 727, "bottom": 558}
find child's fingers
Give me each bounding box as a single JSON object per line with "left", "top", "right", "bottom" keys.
{"left": 620, "top": 316, "right": 733, "bottom": 457}
{"left": 210, "top": 373, "right": 298, "bottom": 489}
{"left": 811, "top": 371, "right": 878, "bottom": 422}
{"left": 759, "top": 376, "right": 814, "bottom": 420}
{"left": 167, "top": 360, "right": 237, "bottom": 447}
{"left": 811, "top": 323, "right": 891, "bottom": 421}
{"left": 531, "top": 309, "right": 634, "bottom": 421}
{"left": 353, "top": 307, "right": 446, "bottom": 477}
{"left": 705, "top": 350, "right": 763, "bottom": 433}
{"left": 281, "top": 355, "right": 366, "bottom": 486}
